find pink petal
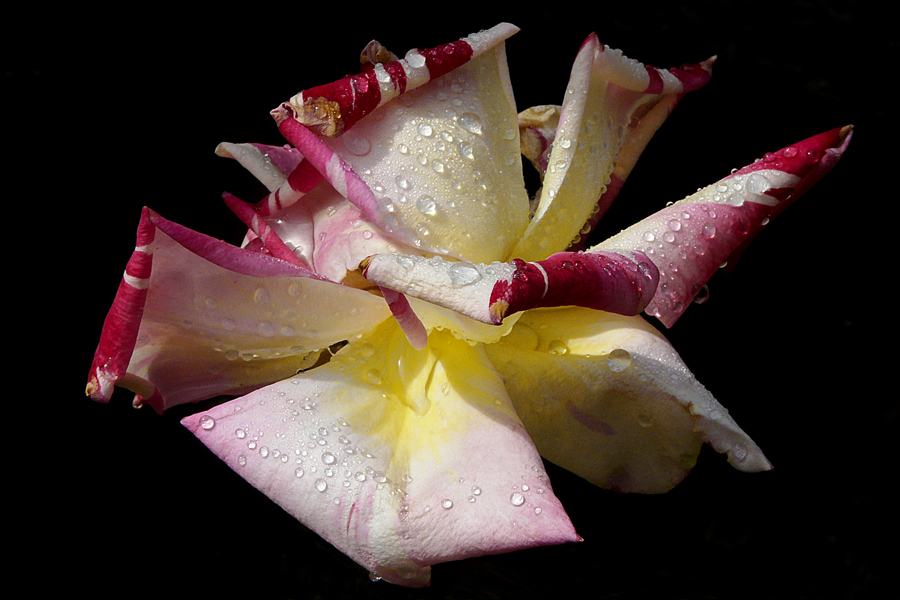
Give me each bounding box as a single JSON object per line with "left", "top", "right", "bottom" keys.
{"left": 182, "top": 321, "right": 579, "bottom": 587}
{"left": 222, "top": 191, "right": 318, "bottom": 272}
{"left": 361, "top": 249, "right": 658, "bottom": 325}
{"left": 215, "top": 142, "right": 305, "bottom": 191}
{"left": 257, "top": 180, "right": 413, "bottom": 284}
{"left": 596, "top": 126, "right": 853, "bottom": 327}
{"left": 86, "top": 208, "right": 391, "bottom": 412}
{"left": 273, "top": 23, "right": 520, "bottom": 137}
{"left": 513, "top": 34, "right": 713, "bottom": 261}
{"left": 273, "top": 25, "right": 531, "bottom": 264}
{"left": 485, "top": 307, "right": 771, "bottom": 494}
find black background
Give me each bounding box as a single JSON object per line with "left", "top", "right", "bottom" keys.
{"left": 9, "top": 2, "right": 896, "bottom": 598}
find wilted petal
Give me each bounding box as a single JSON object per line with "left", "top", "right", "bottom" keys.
{"left": 182, "top": 319, "right": 579, "bottom": 587}
{"left": 274, "top": 24, "right": 531, "bottom": 264}
{"left": 513, "top": 34, "right": 713, "bottom": 261}
{"left": 362, "top": 249, "right": 658, "bottom": 324}
{"left": 596, "top": 126, "right": 853, "bottom": 327}
{"left": 485, "top": 307, "right": 770, "bottom": 494}
{"left": 86, "top": 208, "right": 391, "bottom": 412}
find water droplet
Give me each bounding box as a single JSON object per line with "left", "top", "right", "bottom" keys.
{"left": 458, "top": 112, "right": 483, "bottom": 135}
{"left": 606, "top": 348, "right": 632, "bottom": 372}
{"left": 693, "top": 285, "right": 710, "bottom": 304}
{"left": 363, "top": 369, "right": 383, "bottom": 386}
{"left": 510, "top": 492, "right": 526, "bottom": 506}
{"left": 416, "top": 195, "right": 437, "bottom": 216}
{"left": 457, "top": 141, "right": 474, "bottom": 160}
{"left": 199, "top": 415, "right": 215, "bottom": 430}
{"left": 547, "top": 339, "right": 569, "bottom": 355}
{"left": 642, "top": 231, "right": 656, "bottom": 243}
{"left": 441, "top": 499, "right": 453, "bottom": 509}
{"left": 235, "top": 428, "right": 246, "bottom": 439}
{"left": 343, "top": 131, "right": 371, "bottom": 156}
{"left": 322, "top": 452, "right": 336, "bottom": 465}
{"left": 295, "top": 467, "right": 305, "bottom": 478}
{"left": 253, "top": 287, "right": 270, "bottom": 305}
{"left": 747, "top": 172, "right": 771, "bottom": 194}
{"left": 702, "top": 223, "right": 716, "bottom": 239}
{"left": 417, "top": 123, "right": 433, "bottom": 137}
{"left": 448, "top": 262, "right": 482, "bottom": 286}
{"left": 471, "top": 485, "right": 482, "bottom": 496}
{"left": 259, "top": 446, "right": 270, "bottom": 458}
{"left": 315, "top": 478, "right": 328, "bottom": 492}
{"left": 405, "top": 50, "right": 426, "bottom": 68}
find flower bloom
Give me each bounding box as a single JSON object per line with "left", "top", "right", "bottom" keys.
{"left": 86, "top": 23, "right": 851, "bottom": 587}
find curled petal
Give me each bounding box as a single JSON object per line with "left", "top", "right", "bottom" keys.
{"left": 86, "top": 208, "right": 391, "bottom": 412}
{"left": 361, "top": 249, "right": 658, "bottom": 325}
{"left": 222, "top": 191, "right": 317, "bottom": 272}
{"left": 512, "top": 34, "right": 713, "bottom": 261}
{"left": 597, "top": 126, "right": 853, "bottom": 327}
{"left": 182, "top": 321, "right": 579, "bottom": 587}
{"left": 273, "top": 23, "right": 520, "bottom": 137}
{"left": 260, "top": 181, "right": 413, "bottom": 285}
{"left": 485, "top": 307, "right": 771, "bottom": 494}
{"left": 274, "top": 25, "right": 530, "bottom": 264}
{"left": 215, "top": 142, "right": 305, "bottom": 192}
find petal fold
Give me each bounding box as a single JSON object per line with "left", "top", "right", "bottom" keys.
{"left": 596, "top": 126, "right": 853, "bottom": 327}
{"left": 512, "top": 35, "right": 712, "bottom": 261}
{"left": 273, "top": 25, "right": 531, "bottom": 264}
{"left": 86, "top": 208, "right": 391, "bottom": 412}
{"left": 274, "top": 23, "right": 520, "bottom": 137}
{"left": 182, "top": 320, "right": 579, "bottom": 587}
{"left": 484, "top": 307, "right": 771, "bottom": 494}
{"left": 361, "top": 249, "right": 658, "bottom": 325}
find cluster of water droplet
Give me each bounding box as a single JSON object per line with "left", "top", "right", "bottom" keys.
{"left": 204, "top": 386, "right": 416, "bottom": 510}
{"left": 190, "top": 275, "right": 385, "bottom": 371}
{"left": 326, "top": 53, "right": 528, "bottom": 263}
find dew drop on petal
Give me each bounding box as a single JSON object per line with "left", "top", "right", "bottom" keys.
{"left": 458, "top": 112, "right": 483, "bottom": 135}
{"left": 416, "top": 195, "right": 437, "bottom": 216}
{"left": 606, "top": 348, "right": 632, "bottom": 372}
{"left": 448, "top": 262, "right": 482, "bottom": 286}
{"left": 441, "top": 499, "right": 453, "bottom": 509}
{"left": 199, "top": 415, "right": 215, "bottom": 430}
{"left": 510, "top": 492, "right": 525, "bottom": 506}
{"left": 315, "top": 478, "right": 328, "bottom": 492}
{"left": 363, "top": 369, "right": 383, "bottom": 386}
{"left": 547, "top": 340, "right": 569, "bottom": 355}
{"left": 693, "top": 285, "right": 710, "bottom": 304}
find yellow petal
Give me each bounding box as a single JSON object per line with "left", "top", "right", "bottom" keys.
{"left": 485, "top": 307, "right": 770, "bottom": 494}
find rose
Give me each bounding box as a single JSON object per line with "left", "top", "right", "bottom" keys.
{"left": 86, "top": 23, "right": 850, "bottom": 587}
